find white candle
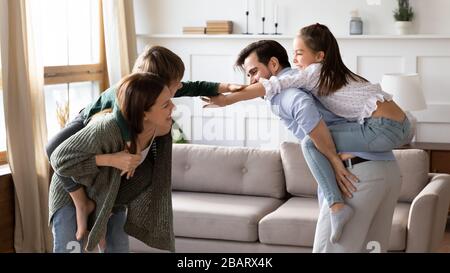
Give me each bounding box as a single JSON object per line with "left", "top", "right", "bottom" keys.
{"left": 261, "top": 0, "right": 265, "bottom": 17}
{"left": 274, "top": 4, "right": 278, "bottom": 23}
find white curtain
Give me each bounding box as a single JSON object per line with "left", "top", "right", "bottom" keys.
{"left": 102, "top": 0, "right": 137, "bottom": 85}
{"left": 0, "top": 0, "right": 52, "bottom": 252}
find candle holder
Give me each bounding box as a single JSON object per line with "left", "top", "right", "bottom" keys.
{"left": 242, "top": 11, "right": 252, "bottom": 34}
{"left": 272, "top": 23, "right": 282, "bottom": 35}
{"left": 259, "top": 17, "right": 267, "bottom": 35}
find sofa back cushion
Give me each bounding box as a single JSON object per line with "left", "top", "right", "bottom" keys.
{"left": 280, "top": 142, "right": 317, "bottom": 197}
{"left": 172, "top": 144, "right": 286, "bottom": 199}
{"left": 393, "top": 149, "right": 429, "bottom": 202}
{"left": 280, "top": 142, "right": 429, "bottom": 202}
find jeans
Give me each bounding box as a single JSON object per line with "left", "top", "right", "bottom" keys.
{"left": 52, "top": 204, "right": 130, "bottom": 253}
{"left": 302, "top": 117, "right": 410, "bottom": 207}
{"left": 46, "top": 112, "right": 86, "bottom": 192}
{"left": 313, "top": 160, "right": 402, "bottom": 252}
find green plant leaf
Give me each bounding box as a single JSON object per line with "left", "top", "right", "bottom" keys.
{"left": 393, "top": 0, "right": 414, "bottom": 21}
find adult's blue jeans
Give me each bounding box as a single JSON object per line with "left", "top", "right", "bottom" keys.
{"left": 302, "top": 117, "right": 410, "bottom": 207}
{"left": 52, "top": 204, "right": 129, "bottom": 253}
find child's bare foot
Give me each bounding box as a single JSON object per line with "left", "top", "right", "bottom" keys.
{"left": 74, "top": 199, "right": 96, "bottom": 241}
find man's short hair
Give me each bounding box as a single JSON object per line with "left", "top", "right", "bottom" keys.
{"left": 235, "top": 40, "right": 291, "bottom": 70}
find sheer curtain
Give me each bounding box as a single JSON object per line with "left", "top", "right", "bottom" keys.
{"left": 0, "top": 0, "right": 52, "bottom": 252}
{"left": 101, "top": 0, "right": 137, "bottom": 85}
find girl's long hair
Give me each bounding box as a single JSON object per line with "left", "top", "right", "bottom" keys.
{"left": 300, "top": 23, "right": 368, "bottom": 96}
{"left": 116, "top": 72, "right": 165, "bottom": 154}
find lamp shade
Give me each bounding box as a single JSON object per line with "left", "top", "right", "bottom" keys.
{"left": 381, "top": 73, "right": 426, "bottom": 111}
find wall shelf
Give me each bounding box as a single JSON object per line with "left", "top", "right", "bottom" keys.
{"left": 137, "top": 34, "right": 450, "bottom": 40}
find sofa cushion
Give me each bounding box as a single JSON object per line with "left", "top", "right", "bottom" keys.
{"left": 259, "top": 197, "right": 319, "bottom": 247}
{"left": 259, "top": 196, "right": 409, "bottom": 251}
{"left": 388, "top": 202, "right": 410, "bottom": 251}
{"left": 173, "top": 191, "right": 284, "bottom": 242}
{"left": 280, "top": 142, "right": 429, "bottom": 203}
{"left": 279, "top": 142, "right": 317, "bottom": 197}
{"left": 393, "top": 149, "right": 429, "bottom": 202}
{"left": 172, "top": 144, "right": 286, "bottom": 198}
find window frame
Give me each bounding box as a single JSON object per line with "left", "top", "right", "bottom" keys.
{"left": 43, "top": 0, "right": 108, "bottom": 91}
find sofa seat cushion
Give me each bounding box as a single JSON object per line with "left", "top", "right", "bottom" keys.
{"left": 259, "top": 197, "right": 410, "bottom": 251}
{"left": 173, "top": 191, "right": 284, "bottom": 242}
{"left": 259, "top": 197, "right": 319, "bottom": 247}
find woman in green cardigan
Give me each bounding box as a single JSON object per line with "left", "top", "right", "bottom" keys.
{"left": 46, "top": 45, "right": 243, "bottom": 249}
{"left": 50, "top": 72, "right": 176, "bottom": 252}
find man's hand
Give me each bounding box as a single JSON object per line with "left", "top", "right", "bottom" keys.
{"left": 201, "top": 94, "right": 230, "bottom": 108}
{"left": 330, "top": 157, "right": 359, "bottom": 198}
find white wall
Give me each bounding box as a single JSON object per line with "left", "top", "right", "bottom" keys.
{"left": 132, "top": 0, "right": 450, "bottom": 145}
{"left": 133, "top": 0, "right": 450, "bottom": 36}
{"left": 138, "top": 35, "right": 450, "bottom": 145}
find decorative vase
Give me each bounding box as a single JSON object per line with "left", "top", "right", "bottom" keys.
{"left": 395, "top": 21, "right": 412, "bottom": 35}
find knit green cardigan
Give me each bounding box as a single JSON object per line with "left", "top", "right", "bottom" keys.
{"left": 49, "top": 114, "right": 174, "bottom": 252}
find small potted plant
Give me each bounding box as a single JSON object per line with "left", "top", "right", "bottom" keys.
{"left": 393, "top": 0, "right": 414, "bottom": 34}
{"left": 172, "top": 121, "right": 188, "bottom": 144}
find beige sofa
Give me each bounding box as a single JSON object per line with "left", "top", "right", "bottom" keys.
{"left": 130, "top": 142, "right": 450, "bottom": 253}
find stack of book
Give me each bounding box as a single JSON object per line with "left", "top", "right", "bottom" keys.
{"left": 206, "top": 20, "right": 233, "bottom": 34}
{"left": 182, "top": 26, "right": 206, "bottom": 34}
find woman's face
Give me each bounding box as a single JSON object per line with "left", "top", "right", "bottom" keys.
{"left": 292, "top": 37, "right": 324, "bottom": 70}
{"left": 143, "top": 86, "right": 175, "bottom": 136}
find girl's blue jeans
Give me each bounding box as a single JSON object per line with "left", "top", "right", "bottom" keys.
{"left": 302, "top": 117, "right": 411, "bottom": 207}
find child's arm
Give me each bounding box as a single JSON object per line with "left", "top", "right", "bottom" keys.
{"left": 261, "top": 64, "right": 320, "bottom": 101}
{"left": 95, "top": 151, "right": 141, "bottom": 177}
{"left": 175, "top": 81, "right": 245, "bottom": 98}
{"left": 50, "top": 122, "right": 140, "bottom": 185}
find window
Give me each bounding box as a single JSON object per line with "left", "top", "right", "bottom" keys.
{"left": 0, "top": 0, "right": 107, "bottom": 164}
{"left": 32, "top": 0, "right": 108, "bottom": 140}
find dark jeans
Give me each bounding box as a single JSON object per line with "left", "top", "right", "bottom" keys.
{"left": 46, "top": 112, "right": 86, "bottom": 192}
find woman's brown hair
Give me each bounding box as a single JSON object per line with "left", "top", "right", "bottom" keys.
{"left": 132, "top": 45, "right": 185, "bottom": 86}
{"left": 299, "top": 23, "right": 368, "bottom": 96}
{"left": 116, "top": 72, "right": 166, "bottom": 154}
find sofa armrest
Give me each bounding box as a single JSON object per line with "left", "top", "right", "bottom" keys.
{"left": 406, "top": 174, "right": 450, "bottom": 252}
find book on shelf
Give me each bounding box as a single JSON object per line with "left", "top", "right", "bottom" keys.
{"left": 182, "top": 26, "right": 206, "bottom": 34}
{"left": 206, "top": 20, "right": 233, "bottom": 34}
